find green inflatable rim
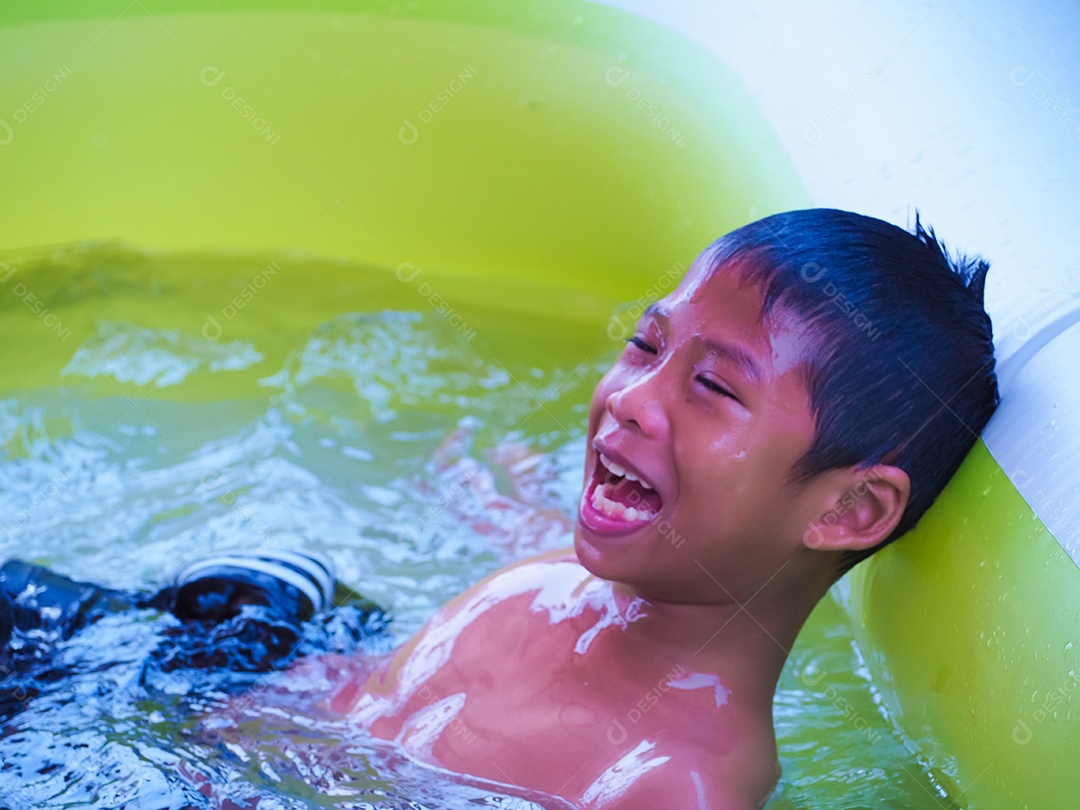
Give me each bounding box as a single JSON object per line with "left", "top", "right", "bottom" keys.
{"left": 848, "top": 440, "right": 1079, "bottom": 809}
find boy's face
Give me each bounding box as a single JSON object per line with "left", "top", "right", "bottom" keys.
{"left": 575, "top": 254, "right": 834, "bottom": 604}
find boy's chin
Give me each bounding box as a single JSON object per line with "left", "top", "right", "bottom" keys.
{"left": 572, "top": 527, "right": 641, "bottom": 583}
{"left": 572, "top": 528, "right": 609, "bottom": 575}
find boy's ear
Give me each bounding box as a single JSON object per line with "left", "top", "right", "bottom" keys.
{"left": 801, "top": 465, "right": 911, "bottom": 553}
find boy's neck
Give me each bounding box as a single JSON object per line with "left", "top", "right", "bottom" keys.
{"left": 605, "top": 564, "right": 832, "bottom": 709}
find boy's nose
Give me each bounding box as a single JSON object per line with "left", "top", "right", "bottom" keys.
{"left": 605, "top": 374, "right": 668, "bottom": 437}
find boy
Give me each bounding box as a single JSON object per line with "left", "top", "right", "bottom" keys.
{"left": 327, "top": 208, "right": 999, "bottom": 808}
{"left": 0, "top": 208, "right": 998, "bottom": 808}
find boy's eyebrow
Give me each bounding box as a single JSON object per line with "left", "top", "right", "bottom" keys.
{"left": 644, "top": 302, "right": 765, "bottom": 384}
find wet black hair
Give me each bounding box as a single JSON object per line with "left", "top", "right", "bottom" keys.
{"left": 703, "top": 208, "right": 1000, "bottom": 577}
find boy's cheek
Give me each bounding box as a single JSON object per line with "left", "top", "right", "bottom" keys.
{"left": 676, "top": 467, "right": 759, "bottom": 533}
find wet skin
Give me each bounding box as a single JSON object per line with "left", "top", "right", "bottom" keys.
{"left": 330, "top": 257, "right": 904, "bottom": 808}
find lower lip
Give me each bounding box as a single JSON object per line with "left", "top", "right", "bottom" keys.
{"left": 577, "top": 484, "right": 659, "bottom": 539}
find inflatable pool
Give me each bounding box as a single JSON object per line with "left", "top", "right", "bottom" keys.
{"left": 1, "top": 1, "right": 1076, "bottom": 808}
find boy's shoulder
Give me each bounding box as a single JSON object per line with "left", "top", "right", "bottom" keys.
{"left": 489, "top": 546, "right": 581, "bottom": 578}
{"left": 437, "top": 546, "right": 587, "bottom": 613}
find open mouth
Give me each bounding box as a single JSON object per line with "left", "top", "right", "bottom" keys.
{"left": 580, "top": 450, "right": 665, "bottom": 530}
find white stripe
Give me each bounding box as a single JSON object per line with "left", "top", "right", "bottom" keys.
{"left": 246, "top": 548, "right": 335, "bottom": 602}
{"left": 176, "top": 556, "right": 325, "bottom": 613}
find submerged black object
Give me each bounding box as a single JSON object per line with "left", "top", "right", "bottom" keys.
{"left": 171, "top": 548, "right": 337, "bottom": 624}
{"left": 0, "top": 560, "right": 137, "bottom": 720}
{"left": 0, "top": 559, "right": 135, "bottom": 644}
{"left": 0, "top": 550, "right": 339, "bottom": 642}
{"left": 0, "top": 587, "right": 12, "bottom": 650}
{"left": 0, "top": 550, "right": 389, "bottom": 718}
{"left": 150, "top": 548, "right": 345, "bottom": 674}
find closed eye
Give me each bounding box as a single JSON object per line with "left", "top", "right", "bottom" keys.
{"left": 697, "top": 374, "right": 739, "bottom": 401}
{"left": 625, "top": 336, "right": 657, "bottom": 354}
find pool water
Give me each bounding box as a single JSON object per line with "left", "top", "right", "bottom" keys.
{"left": 0, "top": 245, "right": 958, "bottom": 808}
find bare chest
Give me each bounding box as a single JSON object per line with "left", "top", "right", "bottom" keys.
{"left": 359, "top": 595, "right": 720, "bottom": 796}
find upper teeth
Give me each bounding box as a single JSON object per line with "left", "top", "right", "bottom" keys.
{"left": 599, "top": 452, "right": 653, "bottom": 490}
